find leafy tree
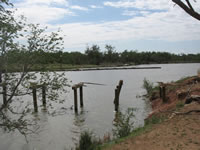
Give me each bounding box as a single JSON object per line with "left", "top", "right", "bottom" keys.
{"left": 85, "top": 45, "right": 102, "bottom": 65}
{"left": 104, "top": 44, "right": 119, "bottom": 63}
{"left": 0, "top": 0, "right": 68, "bottom": 139}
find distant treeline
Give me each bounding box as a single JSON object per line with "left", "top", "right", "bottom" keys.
{"left": 6, "top": 45, "right": 200, "bottom": 65}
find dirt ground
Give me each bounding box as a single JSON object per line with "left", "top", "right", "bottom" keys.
{"left": 105, "top": 76, "right": 200, "bottom": 150}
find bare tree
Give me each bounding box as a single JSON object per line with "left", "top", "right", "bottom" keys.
{"left": 172, "top": 0, "right": 200, "bottom": 21}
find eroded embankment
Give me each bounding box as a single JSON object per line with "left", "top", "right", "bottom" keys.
{"left": 104, "top": 76, "right": 200, "bottom": 150}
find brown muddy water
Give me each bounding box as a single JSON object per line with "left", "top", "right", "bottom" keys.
{"left": 0, "top": 63, "right": 199, "bottom": 150}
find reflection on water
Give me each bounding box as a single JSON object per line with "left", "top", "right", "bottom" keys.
{"left": 0, "top": 63, "right": 199, "bottom": 150}
{"left": 71, "top": 108, "right": 87, "bottom": 145}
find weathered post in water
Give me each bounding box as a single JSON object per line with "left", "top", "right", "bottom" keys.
{"left": 3, "top": 83, "right": 7, "bottom": 106}
{"left": 114, "top": 88, "right": 119, "bottom": 111}
{"left": 72, "top": 83, "right": 84, "bottom": 113}
{"left": 114, "top": 80, "right": 123, "bottom": 111}
{"left": 80, "top": 86, "right": 83, "bottom": 107}
{"left": 72, "top": 87, "right": 78, "bottom": 113}
{"left": 42, "top": 85, "right": 46, "bottom": 108}
{"left": 32, "top": 88, "right": 38, "bottom": 112}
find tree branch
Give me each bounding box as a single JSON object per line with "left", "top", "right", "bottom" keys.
{"left": 172, "top": 0, "right": 200, "bottom": 21}
{"left": 185, "top": 0, "right": 194, "bottom": 11}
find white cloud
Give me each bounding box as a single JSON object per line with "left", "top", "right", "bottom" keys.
{"left": 47, "top": 5, "right": 200, "bottom": 50}
{"left": 13, "top": 0, "right": 73, "bottom": 24}
{"left": 11, "top": 0, "right": 200, "bottom": 51}
{"left": 14, "top": 5, "right": 73, "bottom": 24}
{"left": 104, "top": 0, "right": 171, "bottom": 10}
{"left": 90, "top": 5, "right": 103, "bottom": 9}
{"left": 19, "top": 0, "right": 69, "bottom": 6}
{"left": 70, "top": 5, "right": 89, "bottom": 11}
{"left": 122, "top": 10, "right": 150, "bottom": 16}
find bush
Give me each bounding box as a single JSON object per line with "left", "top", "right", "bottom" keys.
{"left": 112, "top": 108, "right": 135, "bottom": 138}
{"left": 76, "top": 130, "right": 98, "bottom": 150}
{"left": 142, "top": 78, "right": 154, "bottom": 97}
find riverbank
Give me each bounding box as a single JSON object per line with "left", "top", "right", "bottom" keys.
{"left": 103, "top": 75, "right": 200, "bottom": 150}
{"left": 5, "top": 63, "right": 162, "bottom": 72}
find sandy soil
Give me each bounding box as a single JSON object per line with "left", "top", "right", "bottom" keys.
{"left": 105, "top": 76, "right": 200, "bottom": 150}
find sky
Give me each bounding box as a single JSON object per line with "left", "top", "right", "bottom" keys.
{"left": 10, "top": 0, "right": 200, "bottom": 53}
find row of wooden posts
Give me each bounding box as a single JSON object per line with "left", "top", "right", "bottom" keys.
{"left": 71, "top": 80, "right": 124, "bottom": 113}
{"left": 0, "top": 82, "right": 47, "bottom": 112}
{"left": 72, "top": 83, "right": 84, "bottom": 113}
{"left": 1, "top": 77, "right": 168, "bottom": 113}
{"left": 0, "top": 72, "right": 124, "bottom": 113}
{"left": 31, "top": 84, "right": 47, "bottom": 112}
{"left": 1, "top": 79, "right": 124, "bottom": 113}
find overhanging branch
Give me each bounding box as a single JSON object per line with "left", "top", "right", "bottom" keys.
{"left": 172, "top": 0, "right": 200, "bottom": 21}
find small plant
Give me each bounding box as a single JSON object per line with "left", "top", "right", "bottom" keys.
{"left": 145, "top": 115, "right": 165, "bottom": 125}
{"left": 142, "top": 78, "right": 154, "bottom": 97}
{"left": 176, "top": 101, "right": 184, "bottom": 109}
{"left": 76, "top": 130, "right": 99, "bottom": 150}
{"left": 112, "top": 108, "right": 135, "bottom": 138}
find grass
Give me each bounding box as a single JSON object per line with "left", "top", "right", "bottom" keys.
{"left": 176, "top": 101, "right": 185, "bottom": 110}
{"left": 175, "top": 76, "right": 191, "bottom": 84}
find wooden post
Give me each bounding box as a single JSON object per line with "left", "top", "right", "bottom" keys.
{"left": 114, "top": 80, "right": 123, "bottom": 111}
{"left": 42, "top": 85, "right": 46, "bottom": 108}
{"left": 80, "top": 86, "right": 83, "bottom": 107}
{"left": 162, "top": 86, "right": 166, "bottom": 103}
{"left": 114, "top": 88, "right": 119, "bottom": 111}
{"left": 118, "top": 80, "right": 123, "bottom": 94}
{"left": 32, "top": 88, "right": 38, "bottom": 112}
{"left": 73, "top": 87, "right": 78, "bottom": 113}
{"left": 3, "top": 83, "right": 7, "bottom": 106}
{"left": 159, "top": 86, "right": 162, "bottom": 98}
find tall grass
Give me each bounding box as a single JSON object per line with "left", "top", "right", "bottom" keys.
{"left": 76, "top": 130, "right": 100, "bottom": 150}
{"left": 112, "top": 108, "right": 135, "bottom": 138}
{"left": 142, "top": 78, "right": 154, "bottom": 97}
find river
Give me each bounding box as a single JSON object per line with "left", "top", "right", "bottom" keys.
{"left": 0, "top": 63, "right": 199, "bottom": 150}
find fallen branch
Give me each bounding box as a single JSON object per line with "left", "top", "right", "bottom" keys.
{"left": 175, "top": 110, "right": 200, "bottom": 115}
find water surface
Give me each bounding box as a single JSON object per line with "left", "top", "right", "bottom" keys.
{"left": 0, "top": 63, "right": 199, "bottom": 150}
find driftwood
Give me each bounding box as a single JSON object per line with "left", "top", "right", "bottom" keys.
{"left": 175, "top": 110, "right": 200, "bottom": 115}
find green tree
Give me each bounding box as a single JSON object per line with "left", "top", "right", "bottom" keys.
{"left": 85, "top": 44, "right": 102, "bottom": 65}
{"left": 0, "top": 0, "right": 68, "bottom": 138}
{"left": 104, "top": 44, "right": 119, "bottom": 63}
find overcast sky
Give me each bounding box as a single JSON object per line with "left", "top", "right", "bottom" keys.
{"left": 11, "top": 0, "right": 200, "bottom": 53}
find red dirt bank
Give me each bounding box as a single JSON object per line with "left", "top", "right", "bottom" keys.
{"left": 105, "top": 76, "right": 200, "bottom": 150}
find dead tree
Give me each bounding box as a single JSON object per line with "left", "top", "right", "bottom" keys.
{"left": 172, "top": 0, "right": 200, "bottom": 21}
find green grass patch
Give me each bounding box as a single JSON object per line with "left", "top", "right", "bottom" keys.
{"left": 176, "top": 101, "right": 185, "bottom": 110}
{"left": 175, "top": 76, "right": 191, "bottom": 84}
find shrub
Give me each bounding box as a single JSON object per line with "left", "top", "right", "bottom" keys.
{"left": 142, "top": 78, "right": 154, "bottom": 97}
{"left": 112, "top": 108, "right": 135, "bottom": 138}
{"left": 76, "top": 130, "right": 98, "bottom": 150}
